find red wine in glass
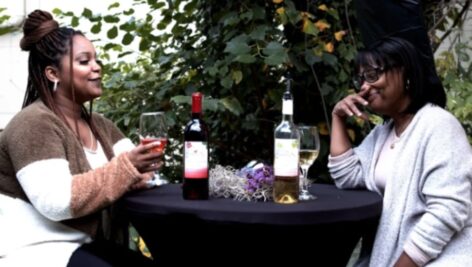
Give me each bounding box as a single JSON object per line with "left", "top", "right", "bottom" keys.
{"left": 140, "top": 137, "right": 168, "bottom": 153}
{"left": 139, "top": 112, "right": 169, "bottom": 186}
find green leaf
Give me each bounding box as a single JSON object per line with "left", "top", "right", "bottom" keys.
{"left": 234, "top": 54, "right": 256, "bottom": 64}
{"left": 220, "top": 96, "right": 243, "bottom": 115}
{"left": 152, "top": 2, "right": 166, "bottom": 10}
{"left": 221, "top": 75, "right": 233, "bottom": 89}
{"left": 103, "top": 43, "right": 120, "bottom": 51}
{"left": 108, "top": 2, "right": 120, "bottom": 10}
{"left": 52, "top": 8, "right": 63, "bottom": 16}
{"left": 224, "top": 35, "right": 251, "bottom": 55}
{"left": 326, "top": 8, "right": 339, "bottom": 20}
{"left": 277, "top": 10, "right": 288, "bottom": 25}
{"left": 82, "top": 8, "right": 93, "bottom": 18}
{"left": 157, "top": 22, "right": 167, "bottom": 30}
{"left": 322, "top": 53, "right": 338, "bottom": 66}
{"left": 206, "top": 65, "right": 219, "bottom": 77}
{"left": 321, "top": 83, "right": 334, "bottom": 96}
{"left": 104, "top": 15, "right": 120, "bottom": 23}
{"left": 204, "top": 98, "right": 220, "bottom": 112}
{"left": 302, "top": 19, "right": 319, "bottom": 36}
{"left": 263, "top": 41, "right": 285, "bottom": 55}
{"left": 122, "top": 32, "right": 134, "bottom": 45}
{"left": 71, "top": 16, "right": 79, "bottom": 27}
{"left": 240, "top": 10, "right": 253, "bottom": 21}
{"left": 222, "top": 12, "right": 240, "bottom": 26}
{"left": 120, "top": 20, "right": 136, "bottom": 31}
{"left": 304, "top": 49, "right": 321, "bottom": 65}
{"left": 172, "top": 25, "right": 186, "bottom": 36}
{"left": 91, "top": 22, "right": 102, "bottom": 34}
{"left": 139, "top": 38, "right": 150, "bottom": 51}
{"left": 231, "top": 70, "right": 243, "bottom": 84}
{"left": 249, "top": 25, "right": 267, "bottom": 41}
{"left": 118, "top": 51, "right": 133, "bottom": 58}
{"left": 263, "top": 41, "right": 287, "bottom": 65}
{"left": 0, "top": 26, "right": 14, "bottom": 36}
{"left": 184, "top": 1, "right": 198, "bottom": 13}
{"left": 285, "top": 0, "right": 302, "bottom": 24}
{"left": 124, "top": 8, "right": 135, "bottom": 16}
{"left": 171, "top": 95, "right": 191, "bottom": 105}
{"left": 107, "top": 26, "right": 118, "bottom": 39}
{"left": 252, "top": 5, "right": 265, "bottom": 20}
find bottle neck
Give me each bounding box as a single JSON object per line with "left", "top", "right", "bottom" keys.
{"left": 282, "top": 99, "right": 293, "bottom": 122}
{"left": 191, "top": 112, "right": 202, "bottom": 119}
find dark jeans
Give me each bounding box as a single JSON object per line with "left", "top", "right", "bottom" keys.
{"left": 67, "top": 241, "right": 154, "bottom": 267}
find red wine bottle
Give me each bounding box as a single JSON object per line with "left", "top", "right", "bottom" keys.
{"left": 183, "top": 92, "right": 209, "bottom": 200}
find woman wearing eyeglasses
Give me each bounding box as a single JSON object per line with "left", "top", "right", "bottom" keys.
{"left": 328, "top": 36, "right": 472, "bottom": 267}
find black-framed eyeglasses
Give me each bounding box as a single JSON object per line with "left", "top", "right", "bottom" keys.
{"left": 353, "top": 67, "right": 384, "bottom": 90}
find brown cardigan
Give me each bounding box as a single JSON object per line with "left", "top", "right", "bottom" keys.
{"left": 0, "top": 100, "right": 141, "bottom": 237}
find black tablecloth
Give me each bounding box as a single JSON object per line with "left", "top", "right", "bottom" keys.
{"left": 122, "top": 183, "right": 381, "bottom": 225}
{"left": 120, "top": 184, "right": 382, "bottom": 267}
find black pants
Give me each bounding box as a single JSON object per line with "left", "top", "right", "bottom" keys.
{"left": 67, "top": 241, "right": 154, "bottom": 267}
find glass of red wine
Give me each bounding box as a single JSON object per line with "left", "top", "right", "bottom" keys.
{"left": 139, "top": 112, "right": 169, "bottom": 186}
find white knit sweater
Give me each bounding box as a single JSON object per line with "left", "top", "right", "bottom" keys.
{"left": 328, "top": 104, "right": 472, "bottom": 267}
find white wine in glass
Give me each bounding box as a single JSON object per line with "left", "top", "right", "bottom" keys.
{"left": 139, "top": 112, "right": 169, "bottom": 186}
{"left": 298, "top": 126, "right": 320, "bottom": 201}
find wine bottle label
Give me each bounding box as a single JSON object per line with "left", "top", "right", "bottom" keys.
{"left": 184, "top": 141, "right": 208, "bottom": 178}
{"left": 282, "top": 99, "right": 293, "bottom": 115}
{"left": 274, "top": 138, "right": 299, "bottom": 176}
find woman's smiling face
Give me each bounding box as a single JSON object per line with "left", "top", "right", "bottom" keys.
{"left": 56, "top": 35, "right": 102, "bottom": 103}
{"left": 358, "top": 65, "right": 411, "bottom": 117}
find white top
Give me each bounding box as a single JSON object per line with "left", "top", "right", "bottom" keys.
{"left": 84, "top": 141, "right": 108, "bottom": 170}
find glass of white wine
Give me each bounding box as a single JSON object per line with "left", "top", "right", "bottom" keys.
{"left": 298, "top": 125, "right": 320, "bottom": 201}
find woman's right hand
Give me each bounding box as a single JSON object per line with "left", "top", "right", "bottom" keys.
{"left": 332, "top": 90, "right": 369, "bottom": 120}
{"left": 329, "top": 90, "right": 370, "bottom": 156}
{"left": 127, "top": 142, "right": 164, "bottom": 174}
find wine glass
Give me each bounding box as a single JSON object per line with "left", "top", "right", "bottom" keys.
{"left": 298, "top": 125, "right": 320, "bottom": 201}
{"left": 139, "top": 112, "right": 169, "bottom": 186}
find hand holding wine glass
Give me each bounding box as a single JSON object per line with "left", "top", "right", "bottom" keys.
{"left": 298, "top": 125, "right": 320, "bottom": 201}
{"left": 139, "top": 112, "right": 169, "bottom": 187}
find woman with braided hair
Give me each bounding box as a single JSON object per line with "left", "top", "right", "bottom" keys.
{"left": 0, "top": 10, "right": 158, "bottom": 266}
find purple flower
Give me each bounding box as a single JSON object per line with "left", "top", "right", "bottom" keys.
{"left": 239, "top": 162, "right": 274, "bottom": 193}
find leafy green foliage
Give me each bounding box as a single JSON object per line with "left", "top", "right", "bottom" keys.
{"left": 50, "top": 0, "right": 471, "bottom": 182}
{"left": 52, "top": 0, "right": 357, "bottom": 182}
{"left": 436, "top": 40, "right": 472, "bottom": 143}
{"left": 0, "top": 7, "right": 15, "bottom": 35}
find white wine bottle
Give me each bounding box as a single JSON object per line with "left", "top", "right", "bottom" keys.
{"left": 273, "top": 75, "right": 300, "bottom": 204}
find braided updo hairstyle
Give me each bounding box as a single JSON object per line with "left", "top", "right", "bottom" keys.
{"left": 20, "top": 9, "right": 83, "bottom": 110}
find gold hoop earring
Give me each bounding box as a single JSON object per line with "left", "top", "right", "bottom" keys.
{"left": 53, "top": 80, "right": 58, "bottom": 92}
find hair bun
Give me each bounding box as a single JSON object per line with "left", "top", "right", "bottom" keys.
{"left": 20, "top": 10, "right": 59, "bottom": 51}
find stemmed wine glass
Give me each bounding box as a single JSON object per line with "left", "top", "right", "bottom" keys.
{"left": 139, "top": 112, "right": 169, "bottom": 186}
{"left": 298, "top": 125, "right": 320, "bottom": 201}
